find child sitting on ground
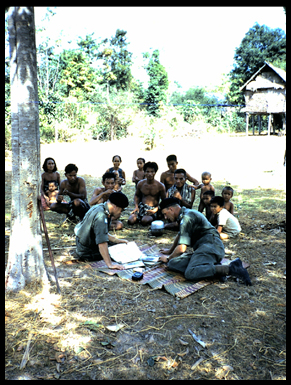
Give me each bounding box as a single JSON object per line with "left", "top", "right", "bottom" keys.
{"left": 106, "top": 155, "right": 126, "bottom": 189}
{"left": 210, "top": 196, "right": 241, "bottom": 240}
{"left": 132, "top": 157, "right": 145, "bottom": 188}
{"left": 43, "top": 181, "right": 60, "bottom": 208}
{"left": 41, "top": 157, "right": 61, "bottom": 211}
{"left": 195, "top": 171, "right": 215, "bottom": 213}
{"left": 202, "top": 190, "right": 217, "bottom": 226}
{"left": 222, "top": 186, "right": 234, "bottom": 214}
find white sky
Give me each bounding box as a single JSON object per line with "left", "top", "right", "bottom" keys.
{"left": 34, "top": 6, "right": 286, "bottom": 92}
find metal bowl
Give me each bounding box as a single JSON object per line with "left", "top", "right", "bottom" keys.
{"left": 151, "top": 220, "right": 164, "bottom": 236}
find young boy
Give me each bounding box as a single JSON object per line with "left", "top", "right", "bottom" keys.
{"left": 160, "top": 154, "right": 199, "bottom": 192}
{"left": 210, "top": 196, "right": 241, "bottom": 240}
{"left": 128, "top": 161, "right": 166, "bottom": 226}
{"left": 50, "top": 163, "right": 90, "bottom": 221}
{"left": 202, "top": 190, "right": 217, "bottom": 225}
{"left": 195, "top": 171, "right": 215, "bottom": 213}
{"left": 89, "top": 172, "right": 123, "bottom": 230}
{"left": 222, "top": 186, "right": 234, "bottom": 214}
{"left": 132, "top": 157, "right": 145, "bottom": 188}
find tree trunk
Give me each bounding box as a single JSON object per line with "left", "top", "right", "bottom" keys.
{"left": 5, "top": 7, "right": 48, "bottom": 292}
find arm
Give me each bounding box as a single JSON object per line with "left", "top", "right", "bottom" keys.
{"left": 56, "top": 180, "right": 65, "bottom": 203}
{"left": 159, "top": 233, "right": 187, "bottom": 262}
{"left": 230, "top": 202, "right": 234, "bottom": 215}
{"left": 63, "top": 178, "right": 87, "bottom": 201}
{"left": 131, "top": 182, "right": 142, "bottom": 213}
{"left": 98, "top": 242, "right": 125, "bottom": 270}
{"left": 216, "top": 225, "right": 223, "bottom": 234}
{"left": 160, "top": 171, "right": 166, "bottom": 185}
{"left": 89, "top": 187, "right": 112, "bottom": 206}
{"left": 121, "top": 170, "right": 126, "bottom": 185}
{"left": 108, "top": 233, "right": 128, "bottom": 244}
{"left": 186, "top": 172, "right": 199, "bottom": 186}
{"left": 132, "top": 170, "right": 137, "bottom": 183}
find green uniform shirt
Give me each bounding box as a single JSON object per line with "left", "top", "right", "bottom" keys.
{"left": 177, "top": 207, "right": 219, "bottom": 247}
{"left": 74, "top": 202, "right": 110, "bottom": 248}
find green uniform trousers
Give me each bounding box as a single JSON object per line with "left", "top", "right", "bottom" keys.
{"left": 167, "top": 234, "right": 225, "bottom": 281}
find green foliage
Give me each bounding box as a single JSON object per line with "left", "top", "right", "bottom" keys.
{"left": 227, "top": 23, "right": 286, "bottom": 105}
{"left": 143, "top": 50, "right": 169, "bottom": 117}
{"left": 97, "top": 29, "right": 133, "bottom": 91}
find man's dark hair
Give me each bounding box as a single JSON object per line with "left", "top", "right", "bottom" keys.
{"left": 203, "top": 190, "right": 215, "bottom": 197}
{"left": 222, "top": 186, "right": 234, "bottom": 195}
{"left": 65, "top": 163, "right": 78, "bottom": 174}
{"left": 102, "top": 172, "right": 116, "bottom": 182}
{"left": 210, "top": 196, "right": 224, "bottom": 207}
{"left": 42, "top": 157, "right": 57, "bottom": 172}
{"left": 137, "top": 157, "right": 145, "bottom": 164}
{"left": 174, "top": 168, "right": 186, "bottom": 177}
{"left": 144, "top": 161, "right": 158, "bottom": 173}
{"left": 166, "top": 154, "right": 177, "bottom": 163}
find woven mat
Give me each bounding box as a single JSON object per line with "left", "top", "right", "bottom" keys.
{"left": 90, "top": 244, "right": 250, "bottom": 299}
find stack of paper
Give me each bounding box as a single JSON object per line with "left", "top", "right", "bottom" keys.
{"left": 109, "top": 242, "right": 146, "bottom": 264}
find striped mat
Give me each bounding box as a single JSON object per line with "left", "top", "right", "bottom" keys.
{"left": 89, "top": 244, "right": 249, "bottom": 299}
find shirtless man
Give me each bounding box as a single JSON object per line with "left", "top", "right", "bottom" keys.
{"left": 160, "top": 154, "right": 199, "bottom": 191}
{"left": 89, "top": 172, "right": 123, "bottom": 230}
{"left": 50, "top": 163, "right": 90, "bottom": 221}
{"left": 128, "top": 161, "right": 166, "bottom": 226}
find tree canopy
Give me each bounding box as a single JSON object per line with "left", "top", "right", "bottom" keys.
{"left": 227, "top": 23, "right": 286, "bottom": 105}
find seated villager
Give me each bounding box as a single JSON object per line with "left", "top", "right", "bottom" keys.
{"left": 128, "top": 161, "right": 166, "bottom": 226}
{"left": 165, "top": 168, "right": 196, "bottom": 230}
{"left": 89, "top": 172, "right": 124, "bottom": 230}
{"left": 50, "top": 163, "right": 90, "bottom": 222}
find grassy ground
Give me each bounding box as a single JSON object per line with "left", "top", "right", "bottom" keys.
{"left": 5, "top": 135, "right": 286, "bottom": 380}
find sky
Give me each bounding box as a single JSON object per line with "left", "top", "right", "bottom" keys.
{"left": 33, "top": 7, "right": 286, "bottom": 93}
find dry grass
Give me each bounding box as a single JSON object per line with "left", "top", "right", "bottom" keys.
{"left": 5, "top": 136, "right": 285, "bottom": 380}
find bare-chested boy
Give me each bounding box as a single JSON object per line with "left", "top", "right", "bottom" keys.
{"left": 132, "top": 157, "right": 145, "bottom": 188}
{"left": 89, "top": 172, "right": 123, "bottom": 230}
{"left": 221, "top": 186, "right": 234, "bottom": 215}
{"left": 195, "top": 171, "right": 215, "bottom": 213}
{"left": 160, "top": 154, "right": 199, "bottom": 191}
{"left": 128, "top": 161, "right": 166, "bottom": 226}
{"left": 50, "top": 163, "right": 90, "bottom": 221}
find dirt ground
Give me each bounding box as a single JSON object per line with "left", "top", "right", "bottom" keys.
{"left": 5, "top": 136, "right": 286, "bottom": 380}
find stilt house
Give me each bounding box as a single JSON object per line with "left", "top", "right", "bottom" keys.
{"left": 240, "top": 62, "right": 286, "bottom": 135}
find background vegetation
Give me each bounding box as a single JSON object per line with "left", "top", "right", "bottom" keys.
{"left": 5, "top": 10, "right": 286, "bottom": 152}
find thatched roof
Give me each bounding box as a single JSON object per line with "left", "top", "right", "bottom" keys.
{"left": 240, "top": 62, "right": 286, "bottom": 92}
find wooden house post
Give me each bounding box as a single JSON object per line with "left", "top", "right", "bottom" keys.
{"left": 245, "top": 113, "right": 249, "bottom": 136}
{"left": 267, "top": 114, "right": 272, "bottom": 136}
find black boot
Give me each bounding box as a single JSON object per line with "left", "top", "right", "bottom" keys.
{"left": 229, "top": 258, "right": 252, "bottom": 286}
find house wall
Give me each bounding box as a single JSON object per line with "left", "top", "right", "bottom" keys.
{"left": 244, "top": 88, "right": 286, "bottom": 114}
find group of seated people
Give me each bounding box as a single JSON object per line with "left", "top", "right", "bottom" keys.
{"left": 41, "top": 154, "right": 241, "bottom": 241}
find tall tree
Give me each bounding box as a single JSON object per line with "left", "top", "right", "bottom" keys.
{"left": 143, "top": 49, "right": 169, "bottom": 117}
{"left": 227, "top": 23, "right": 286, "bottom": 105}
{"left": 5, "top": 7, "right": 47, "bottom": 292}
{"left": 98, "top": 29, "right": 133, "bottom": 92}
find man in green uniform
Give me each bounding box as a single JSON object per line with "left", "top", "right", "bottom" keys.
{"left": 74, "top": 192, "right": 129, "bottom": 270}
{"left": 158, "top": 197, "right": 251, "bottom": 285}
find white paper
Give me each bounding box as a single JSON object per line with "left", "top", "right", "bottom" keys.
{"left": 109, "top": 242, "right": 146, "bottom": 264}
